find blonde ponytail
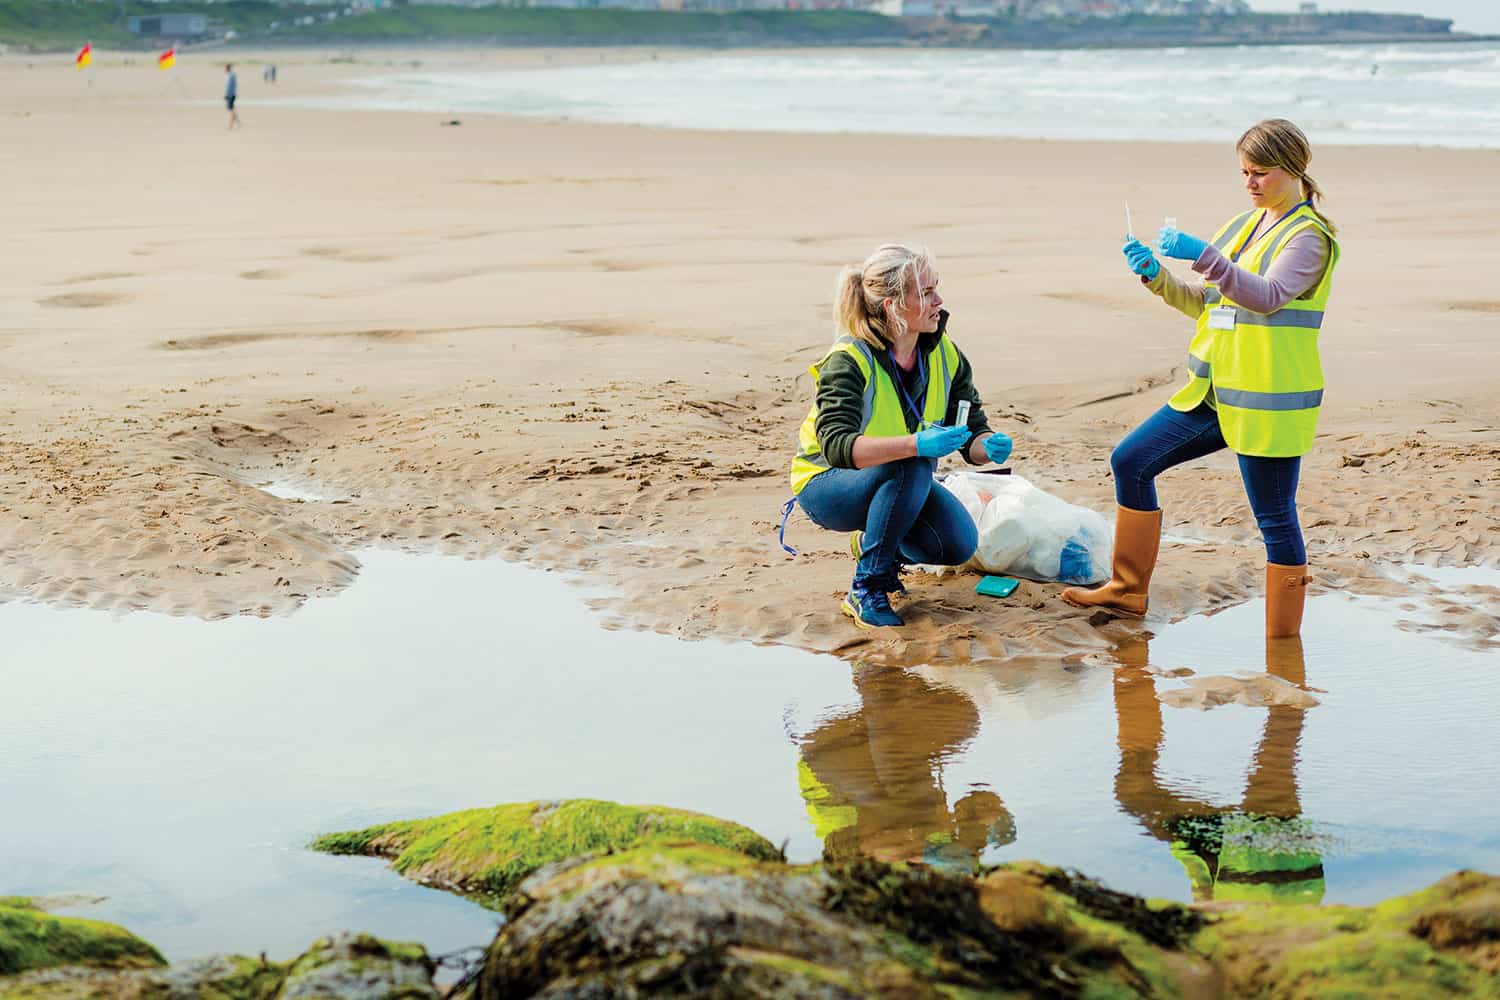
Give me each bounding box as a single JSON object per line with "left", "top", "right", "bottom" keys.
{"left": 1299, "top": 172, "right": 1336, "bottom": 235}
{"left": 833, "top": 244, "right": 936, "bottom": 349}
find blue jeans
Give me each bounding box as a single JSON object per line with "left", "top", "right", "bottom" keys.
{"left": 797, "top": 458, "right": 978, "bottom": 586}
{"left": 1111, "top": 404, "right": 1306, "bottom": 566}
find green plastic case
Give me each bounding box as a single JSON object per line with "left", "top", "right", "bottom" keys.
{"left": 975, "top": 575, "right": 1020, "bottom": 598}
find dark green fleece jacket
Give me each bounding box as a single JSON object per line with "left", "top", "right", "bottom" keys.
{"left": 812, "top": 311, "right": 993, "bottom": 469}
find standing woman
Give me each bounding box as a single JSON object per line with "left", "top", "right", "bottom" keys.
{"left": 789, "top": 244, "right": 1013, "bottom": 629}
{"left": 1062, "top": 119, "right": 1340, "bottom": 638}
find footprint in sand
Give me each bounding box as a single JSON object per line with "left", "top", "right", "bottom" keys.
{"left": 56, "top": 271, "right": 138, "bottom": 285}
{"left": 158, "top": 326, "right": 484, "bottom": 351}
{"left": 38, "top": 291, "right": 133, "bottom": 308}
{"left": 301, "top": 246, "right": 393, "bottom": 264}
{"left": 591, "top": 258, "right": 657, "bottom": 273}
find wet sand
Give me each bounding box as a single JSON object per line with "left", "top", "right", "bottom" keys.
{"left": 2, "top": 48, "right": 1498, "bottom": 663}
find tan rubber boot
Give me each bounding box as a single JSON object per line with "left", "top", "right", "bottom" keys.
{"left": 1265, "top": 563, "right": 1312, "bottom": 638}
{"left": 1061, "top": 506, "right": 1162, "bottom": 617}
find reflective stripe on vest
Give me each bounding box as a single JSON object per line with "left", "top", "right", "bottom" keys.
{"left": 1167, "top": 204, "right": 1339, "bottom": 458}
{"left": 788, "top": 333, "right": 959, "bottom": 494}
{"left": 1210, "top": 210, "right": 1257, "bottom": 252}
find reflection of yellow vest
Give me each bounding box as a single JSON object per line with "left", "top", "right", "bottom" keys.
{"left": 1168, "top": 205, "right": 1340, "bottom": 458}
{"left": 796, "top": 757, "right": 856, "bottom": 840}
{"left": 1171, "top": 814, "right": 1326, "bottom": 905}
{"left": 789, "top": 334, "right": 959, "bottom": 494}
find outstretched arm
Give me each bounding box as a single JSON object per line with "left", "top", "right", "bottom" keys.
{"left": 1191, "top": 230, "right": 1330, "bottom": 315}
{"left": 1144, "top": 266, "right": 1208, "bottom": 320}
{"left": 1126, "top": 238, "right": 1206, "bottom": 320}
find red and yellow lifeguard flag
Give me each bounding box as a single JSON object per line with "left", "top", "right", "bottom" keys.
{"left": 75, "top": 43, "right": 92, "bottom": 70}
{"left": 157, "top": 46, "right": 176, "bottom": 71}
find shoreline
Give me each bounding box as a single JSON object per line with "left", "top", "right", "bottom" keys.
{"left": 240, "top": 43, "right": 1500, "bottom": 154}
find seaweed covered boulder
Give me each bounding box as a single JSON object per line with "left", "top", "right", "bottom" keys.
{"left": 275, "top": 933, "right": 440, "bottom": 999}
{"left": 311, "top": 799, "right": 782, "bottom": 908}
{"left": 465, "top": 845, "right": 1500, "bottom": 999}
{"left": 470, "top": 847, "right": 1211, "bottom": 999}
{"left": 1196, "top": 868, "right": 1500, "bottom": 998}
{"left": 0, "top": 931, "right": 438, "bottom": 999}
{"left": 0, "top": 896, "right": 164, "bottom": 976}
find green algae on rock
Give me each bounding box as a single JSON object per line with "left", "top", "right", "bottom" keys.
{"left": 277, "top": 933, "right": 439, "bottom": 999}
{"left": 470, "top": 845, "right": 1215, "bottom": 999}
{"left": 3, "top": 861, "right": 1496, "bottom": 998}
{"left": 311, "top": 799, "right": 783, "bottom": 907}
{"left": 0, "top": 933, "right": 438, "bottom": 1000}
{"left": 1193, "top": 867, "right": 1500, "bottom": 998}
{"left": 460, "top": 843, "right": 1500, "bottom": 999}
{"left": 0, "top": 896, "right": 164, "bottom": 976}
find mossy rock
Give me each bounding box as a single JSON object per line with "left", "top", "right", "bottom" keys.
{"left": 0, "top": 935, "right": 438, "bottom": 999}
{"left": 473, "top": 847, "right": 1211, "bottom": 999}
{"left": 279, "top": 932, "right": 438, "bottom": 999}
{"left": 311, "top": 799, "right": 782, "bottom": 907}
{"left": 0, "top": 897, "right": 164, "bottom": 976}
{"left": 0, "top": 953, "right": 288, "bottom": 999}
{"left": 1193, "top": 869, "right": 1500, "bottom": 998}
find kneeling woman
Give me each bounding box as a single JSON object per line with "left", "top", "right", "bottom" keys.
{"left": 789, "top": 244, "right": 1012, "bottom": 629}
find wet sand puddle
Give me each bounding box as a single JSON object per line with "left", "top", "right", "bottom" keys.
{"left": 256, "top": 479, "right": 352, "bottom": 503}
{"left": 1403, "top": 564, "right": 1500, "bottom": 591}
{"left": 4, "top": 554, "right": 1498, "bottom": 964}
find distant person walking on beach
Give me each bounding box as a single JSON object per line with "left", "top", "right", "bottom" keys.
{"left": 224, "top": 63, "right": 241, "bottom": 130}
{"left": 787, "top": 244, "right": 1013, "bottom": 629}
{"left": 1063, "top": 119, "right": 1340, "bottom": 639}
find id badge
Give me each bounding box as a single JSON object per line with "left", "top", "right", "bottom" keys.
{"left": 1209, "top": 306, "right": 1237, "bottom": 331}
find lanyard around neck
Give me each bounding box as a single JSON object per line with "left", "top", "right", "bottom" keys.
{"left": 1232, "top": 199, "right": 1313, "bottom": 262}
{"left": 890, "top": 348, "right": 929, "bottom": 428}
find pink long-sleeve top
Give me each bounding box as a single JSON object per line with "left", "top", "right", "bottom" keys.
{"left": 1145, "top": 215, "right": 1331, "bottom": 320}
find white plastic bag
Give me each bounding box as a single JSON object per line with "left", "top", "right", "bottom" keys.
{"left": 939, "top": 472, "right": 1113, "bottom": 586}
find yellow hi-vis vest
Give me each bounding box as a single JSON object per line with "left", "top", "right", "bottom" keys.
{"left": 788, "top": 333, "right": 960, "bottom": 494}
{"left": 1168, "top": 204, "right": 1341, "bottom": 458}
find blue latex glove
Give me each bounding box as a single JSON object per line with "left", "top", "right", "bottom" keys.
{"left": 1158, "top": 226, "right": 1208, "bottom": 261}
{"left": 915, "top": 424, "right": 970, "bottom": 458}
{"left": 983, "top": 432, "right": 1013, "bottom": 465}
{"left": 1123, "top": 238, "right": 1160, "bottom": 281}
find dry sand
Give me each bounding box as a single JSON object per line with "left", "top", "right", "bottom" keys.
{"left": 3, "top": 48, "right": 1497, "bottom": 664}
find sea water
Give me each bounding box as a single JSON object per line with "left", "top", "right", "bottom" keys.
{"left": 290, "top": 42, "right": 1500, "bottom": 149}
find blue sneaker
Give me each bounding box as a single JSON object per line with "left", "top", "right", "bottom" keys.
{"left": 848, "top": 534, "right": 909, "bottom": 596}
{"left": 841, "top": 583, "right": 904, "bottom": 629}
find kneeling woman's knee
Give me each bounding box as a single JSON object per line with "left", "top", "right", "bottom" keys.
{"left": 925, "top": 510, "right": 978, "bottom": 566}
{"left": 894, "top": 455, "right": 936, "bottom": 476}
{"left": 950, "top": 517, "right": 979, "bottom": 565}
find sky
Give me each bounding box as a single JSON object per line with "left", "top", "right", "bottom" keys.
{"left": 1253, "top": 0, "right": 1500, "bottom": 34}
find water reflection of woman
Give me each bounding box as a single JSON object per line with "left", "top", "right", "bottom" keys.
{"left": 796, "top": 663, "right": 1015, "bottom": 873}
{"left": 1113, "top": 638, "right": 1325, "bottom": 904}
